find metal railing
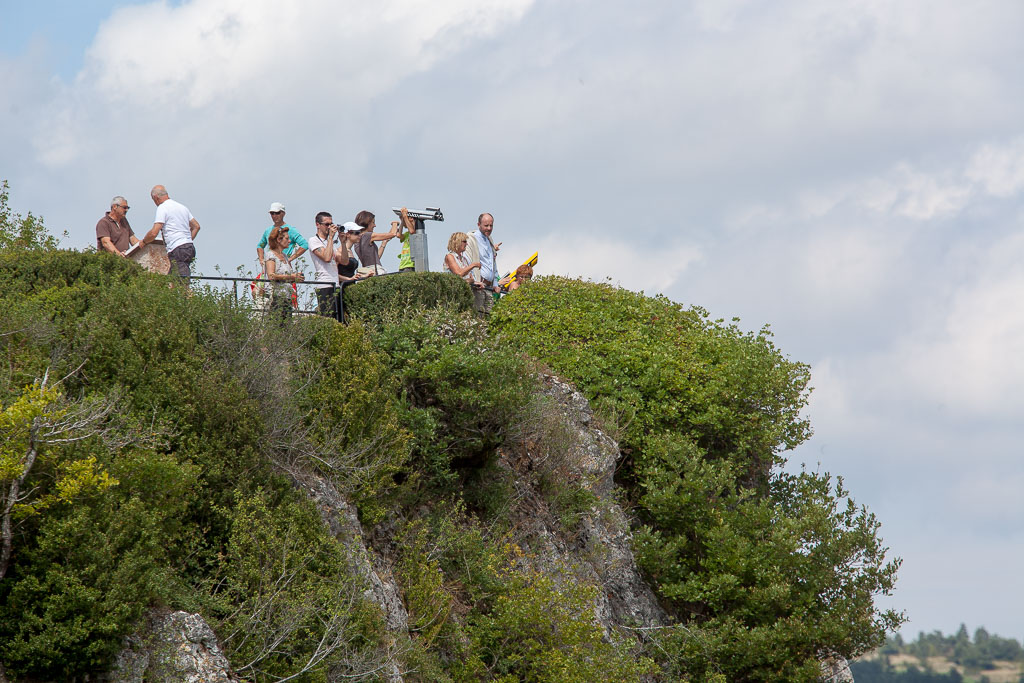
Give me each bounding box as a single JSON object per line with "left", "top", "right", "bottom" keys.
{"left": 188, "top": 272, "right": 403, "bottom": 322}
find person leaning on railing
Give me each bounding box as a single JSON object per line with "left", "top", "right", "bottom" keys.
{"left": 264, "top": 226, "right": 305, "bottom": 322}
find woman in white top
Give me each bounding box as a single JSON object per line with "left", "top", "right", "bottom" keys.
{"left": 443, "top": 232, "right": 481, "bottom": 283}
{"left": 265, "top": 226, "right": 305, "bottom": 321}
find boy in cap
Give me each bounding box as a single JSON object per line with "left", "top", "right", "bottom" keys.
{"left": 256, "top": 201, "right": 308, "bottom": 271}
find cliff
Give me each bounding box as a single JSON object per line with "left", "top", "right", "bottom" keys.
{"left": 0, "top": 248, "right": 894, "bottom": 682}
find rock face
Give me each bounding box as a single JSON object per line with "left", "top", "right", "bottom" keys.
{"left": 104, "top": 611, "right": 239, "bottom": 683}
{"left": 294, "top": 473, "right": 408, "bottom": 683}
{"left": 821, "top": 656, "right": 856, "bottom": 683}
{"left": 96, "top": 372, "right": 852, "bottom": 682}
{"left": 507, "top": 374, "right": 668, "bottom": 634}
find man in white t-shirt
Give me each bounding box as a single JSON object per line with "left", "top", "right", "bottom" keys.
{"left": 307, "top": 211, "right": 352, "bottom": 317}
{"left": 141, "top": 184, "right": 201, "bottom": 282}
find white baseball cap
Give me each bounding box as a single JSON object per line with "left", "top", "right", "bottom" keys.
{"left": 342, "top": 221, "right": 361, "bottom": 232}
{"left": 268, "top": 202, "right": 286, "bottom": 213}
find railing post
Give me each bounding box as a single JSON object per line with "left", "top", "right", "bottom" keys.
{"left": 336, "top": 282, "right": 346, "bottom": 323}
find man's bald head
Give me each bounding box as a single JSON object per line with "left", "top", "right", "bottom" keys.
{"left": 151, "top": 185, "right": 169, "bottom": 206}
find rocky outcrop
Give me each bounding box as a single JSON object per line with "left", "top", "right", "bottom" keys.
{"left": 294, "top": 473, "right": 407, "bottom": 683}
{"left": 104, "top": 611, "right": 239, "bottom": 683}
{"left": 95, "top": 373, "right": 852, "bottom": 682}
{"left": 502, "top": 374, "right": 668, "bottom": 634}
{"left": 821, "top": 656, "right": 856, "bottom": 682}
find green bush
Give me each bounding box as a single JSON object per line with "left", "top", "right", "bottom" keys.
{"left": 0, "top": 445, "right": 198, "bottom": 678}
{"left": 202, "top": 489, "right": 388, "bottom": 682}
{"left": 394, "top": 506, "right": 654, "bottom": 683}
{"left": 492, "top": 276, "right": 903, "bottom": 680}
{"left": 463, "top": 561, "right": 656, "bottom": 683}
{"left": 296, "top": 320, "right": 412, "bottom": 522}
{"left": 367, "top": 308, "right": 536, "bottom": 487}
{"left": 342, "top": 271, "right": 473, "bottom": 322}
{"left": 0, "top": 246, "right": 409, "bottom": 679}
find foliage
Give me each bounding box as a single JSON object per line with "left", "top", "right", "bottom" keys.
{"left": 202, "top": 489, "right": 388, "bottom": 682}
{"left": 463, "top": 557, "right": 657, "bottom": 682}
{"left": 394, "top": 506, "right": 655, "bottom": 683}
{"left": 0, "top": 180, "right": 65, "bottom": 251}
{"left": 0, "top": 245, "right": 395, "bottom": 679}
{"left": 856, "top": 626, "right": 1024, "bottom": 682}
{"left": 0, "top": 446, "right": 197, "bottom": 677}
{"left": 366, "top": 307, "right": 536, "bottom": 488}
{"left": 492, "top": 276, "right": 904, "bottom": 680}
{"left": 850, "top": 660, "right": 965, "bottom": 682}
{"left": 343, "top": 271, "right": 473, "bottom": 322}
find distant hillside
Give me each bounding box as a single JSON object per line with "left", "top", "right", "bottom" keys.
{"left": 852, "top": 626, "right": 1024, "bottom": 683}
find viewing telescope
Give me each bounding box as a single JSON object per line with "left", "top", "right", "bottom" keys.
{"left": 391, "top": 207, "right": 444, "bottom": 223}
{"left": 390, "top": 206, "right": 444, "bottom": 272}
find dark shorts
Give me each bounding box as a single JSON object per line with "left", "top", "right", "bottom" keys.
{"left": 167, "top": 243, "right": 196, "bottom": 282}
{"left": 398, "top": 267, "right": 414, "bottom": 273}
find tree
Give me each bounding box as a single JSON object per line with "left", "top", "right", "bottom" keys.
{"left": 0, "top": 374, "right": 120, "bottom": 580}
{"left": 0, "top": 180, "right": 63, "bottom": 250}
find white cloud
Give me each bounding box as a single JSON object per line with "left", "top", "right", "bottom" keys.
{"left": 537, "top": 232, "right": 702, "bottom": 295}
{"left": 32, "top": 0, "right": 535, "bottom": 168}
{"left": 966, "top": 137, "right": 1024, "bottom": 198}
{"left": 896, "top": 233, "right": 1024, "bottom": 418}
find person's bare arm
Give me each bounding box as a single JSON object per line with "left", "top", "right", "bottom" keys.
{"left": 371, "top": 222, "right": 400, "bottom": 243}
{"left": 334, "top": 235, "right": 349, "bottom": 265}
{"left": 142, "top": 223, "right": 162, "bottom": 244}
{"left": 128, "top": 234, "right": 139, "bottom": 246}
{"left": 189, "top": 218, "right": 200, "bottom": 239}
{"left": 99, "top": 236, "right": 123, "bottom": 257}
{"left": 445, "top": 253, "right": 480, "bottom": 278}
{"left": 400, "top": 207, "right": 415, "bottom": 235}
{"left": 311, "top": 227, "right": 337, "bottom": 263}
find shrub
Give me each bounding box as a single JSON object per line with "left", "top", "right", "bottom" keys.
{"left": 202, "top": 489, "right": 388, "bottom": 682}
{"left": 342, "top": 271, "right": 473, "bottom": 322}
{"left": 0, "top": 246, "right": 407, "bottom": 678}
{"left": 0, "top": 445, "right": 198, "bottom": 678}
{"left": 394, "top": 505, "right": 654, "bottom": 682}
{"left": 367, "top": 308, "right": 536, "bottom": 487}
{"left": 491, "top": 276, "right": 903, "bottom": 680}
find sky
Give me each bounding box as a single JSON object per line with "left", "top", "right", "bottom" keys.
{"left": 3, "top": 0, "right": 1024, "bottom": 642}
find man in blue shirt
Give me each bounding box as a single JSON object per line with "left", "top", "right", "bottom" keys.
{"left": 257, "top": 202, "right": 308, "bottom": 272}
{"left": 464, "top": 212, "right": 502, "bottom": 315}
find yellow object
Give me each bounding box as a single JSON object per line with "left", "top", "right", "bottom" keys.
{"left": 507, "top": 251, "right": 538, "bottom": 283}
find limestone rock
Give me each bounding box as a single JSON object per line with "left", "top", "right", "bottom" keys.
{"left": 821, "top": 656, "right": 856, "bottom": 682}
{"left": 104, "top": 610, "right": 239, "bottom": 683}
{"left": 504, "top": 374, "right": 668, "bottom": 634}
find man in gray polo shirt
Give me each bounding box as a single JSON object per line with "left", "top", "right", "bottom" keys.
{"left": 140, "top": 184, "right": 201, "bottom": 282}
{"left": 95, "top": 196, "right": 139, "bottom": 257}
